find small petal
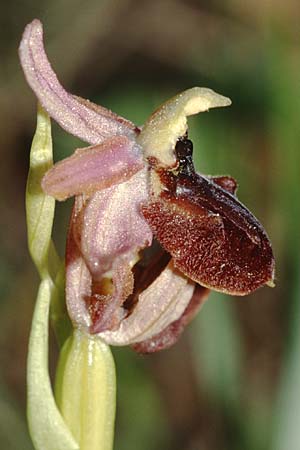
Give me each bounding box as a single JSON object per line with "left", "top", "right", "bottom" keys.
{"left": 74, "top": 169, "right": 152, "bottom": 277}
{"left": 97, "top": 261, "right": 195, "bottom": 346}
{"left": 133, "top": 285, "right": 209, "bottom": 353}
{"left": 137, "top": 87, "right": 231, "bottom": 168}
{"left": 19, "top": 20, "right": 137, "bottom": 145}
{"left": 42, "top": 136, "right": 144, "bottom": 201}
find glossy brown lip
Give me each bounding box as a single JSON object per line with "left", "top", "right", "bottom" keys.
{"left": 142, "top": 149, "right": 275, "bottom": 296}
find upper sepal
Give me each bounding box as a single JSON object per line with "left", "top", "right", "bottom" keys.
{"left": 19, "top": 19, "right": 137, "bottom": 145}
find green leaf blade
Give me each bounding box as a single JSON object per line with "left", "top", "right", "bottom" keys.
{"left": 27, "top": 278, "right": 79, "bottom": 450}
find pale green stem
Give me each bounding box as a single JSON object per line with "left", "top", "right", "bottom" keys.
{"left": 26, "top": 103, "right": 59, "bottom": 280}
{"left": 26, "top": 104, "right": 79, "bottom": 450}
{"left": 26, "top": 103, "right": 116, "bottom": 450}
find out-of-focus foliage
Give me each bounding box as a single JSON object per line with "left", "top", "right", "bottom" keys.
{"left": 0, "top": 1, "right": 299, "bottom": 449}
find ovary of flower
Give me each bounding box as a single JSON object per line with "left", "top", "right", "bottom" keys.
{"left": 19, "top": 19, "right": 275, "bottom": 353}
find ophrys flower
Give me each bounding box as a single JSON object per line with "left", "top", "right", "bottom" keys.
{"left": 19, "top": 19, "right": 275, "bottom": 353}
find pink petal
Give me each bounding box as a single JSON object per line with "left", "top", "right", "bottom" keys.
{"left": 19, "top": 20, "right": 138, "bottom": 144}
{"left": 74, "top": 169, "right": 153, "bottom": 277}
{"left": 42, "top": 136, "right": 144, "bottom": 200}
{"left": 97, "top": 261, "right": 195, "bottom": 346}
{"left": 132, "top": 285, "right": 210, "bottom": 353}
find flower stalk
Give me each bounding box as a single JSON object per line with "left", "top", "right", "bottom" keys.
{"left": 26, "top": 102, "right": 58, "bottom": 280}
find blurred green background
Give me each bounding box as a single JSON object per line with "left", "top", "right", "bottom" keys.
{"left": 1, "top": 1, "right": 300, "bottom": 449}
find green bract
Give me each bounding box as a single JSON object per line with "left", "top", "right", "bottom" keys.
{"left": 56, "top": 330, "right": 116, "bottom": 450}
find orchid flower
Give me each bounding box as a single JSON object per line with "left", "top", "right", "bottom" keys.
{"left": 20, "top": 19, "right": 275, "bottom": 354}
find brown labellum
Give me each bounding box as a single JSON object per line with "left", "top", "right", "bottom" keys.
{"left": 143, "top": 137, "right": 275, "bottom": 295}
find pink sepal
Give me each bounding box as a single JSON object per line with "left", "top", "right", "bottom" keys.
{"left": 19, "top": 19, "right": 137, "bottom": 145}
